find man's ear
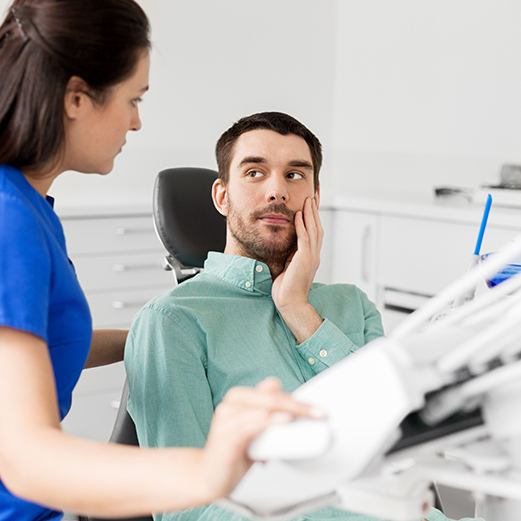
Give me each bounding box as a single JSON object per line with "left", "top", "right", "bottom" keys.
{"left": 212, "top": 178, "right": 229, "bottom": 217}
{"left": 64, "top": 76, "right": 93, "bottom": 120}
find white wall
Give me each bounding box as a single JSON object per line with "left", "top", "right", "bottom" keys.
{"left": 1, "top": 0, "right": 337, "bottom": 205}
{"left": 329, "top": 0, "right": 521, "bottom": 198}
{"left": 2, "top": 1, "right": 521, "bottom": 204}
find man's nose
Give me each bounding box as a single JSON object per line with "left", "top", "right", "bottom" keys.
{"left": 266, "top": 177, "right": 289, "bottom": 203}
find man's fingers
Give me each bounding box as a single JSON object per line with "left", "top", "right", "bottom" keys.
{"left": 312, "top": 198, "right": 324, "bottom": 253}
{"left": 301, "top": 197, "right": 322, "bottom": 261}
{"left": 294, "top": 210, "right": 308, "bottom": 249}
{"left": 303, "top": 197, "right": 318, "bottom": 244}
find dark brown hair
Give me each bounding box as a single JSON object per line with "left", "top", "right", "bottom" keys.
{"left": 215, "top": 111, "right": 323, "bottom": 188}
{"left": 0, "top": 0, "right": 150, "bottom": 171}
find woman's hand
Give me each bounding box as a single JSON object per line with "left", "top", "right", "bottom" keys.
{"left": 198, "top": 377, "right": 322, "bottom": 501}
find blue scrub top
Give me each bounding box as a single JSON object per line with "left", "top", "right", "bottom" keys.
{"left": 0, "top": 165, "right": 92, "bottom": 520}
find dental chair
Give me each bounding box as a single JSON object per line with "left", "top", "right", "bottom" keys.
{"left": 153, "top": 167, "right": 226, "bottom": 283}
{"left": 78, "top": 167, "right": 225, "bottom": 521}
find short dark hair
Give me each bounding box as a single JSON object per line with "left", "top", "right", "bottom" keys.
{"left": 215, "top": 112, "right": 322, "bottom": 188}
{"left": 0, "top": 0, "right": 150, "bottom": 171}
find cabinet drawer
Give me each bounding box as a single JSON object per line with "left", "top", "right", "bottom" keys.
{"left": 88, "top": 287, "right": 169, "bottom": 327}
{"left": 75, "top": 361, "right": 126, "bottom": 395}
{"left": 73, "top": 252, "right": 171, "bottom": 292}
{"left": 379, "top": 216, "right": 521, "bottom": 296}
{"left": 63, "top": 216, "right": 160, "bottom": 255}
{"left": 62, "top": 389, "right": 123, "bottom": 441}
{"left": 379, "top": 216, "right": 472, "bottom": 295}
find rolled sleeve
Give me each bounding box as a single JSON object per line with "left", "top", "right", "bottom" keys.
{"left": 296, "top": 318, "right": 361, "bottom": 373}
{"left": 296, "top": 284, "right": 384, "bottom": 375}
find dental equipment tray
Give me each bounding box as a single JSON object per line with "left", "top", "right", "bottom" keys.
{"left": 389, "top": 407, "right": 484, "bottom": 454}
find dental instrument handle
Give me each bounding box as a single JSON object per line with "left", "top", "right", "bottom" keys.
{"left": 474, "top": 194, "right": 493, "bottom": 256}
{"left": 453, "top": 194, "right": 492, "bottom": 307}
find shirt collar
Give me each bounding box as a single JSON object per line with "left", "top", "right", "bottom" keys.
{"left": 204, "top": 252, "right": 273, "bottom": 295}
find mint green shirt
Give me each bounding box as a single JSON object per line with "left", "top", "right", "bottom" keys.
{"left": 125, "top": 252, "right": 470, "bottom": 521}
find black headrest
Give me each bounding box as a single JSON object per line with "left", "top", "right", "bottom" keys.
{"left": 153, "top": 167, "right": 226, "bottom": 269}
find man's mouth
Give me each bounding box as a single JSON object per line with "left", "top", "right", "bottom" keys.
{"left": 259, "top": 213, "right": 291, "bottom": 225}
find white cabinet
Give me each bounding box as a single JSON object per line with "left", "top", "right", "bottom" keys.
{"left": 60, "top": 210, "right": 172, "bottom": 441}
{"left": 378, "top": 216, "right": 475, "bottom": 296}
{"left": 331, "top": 210, "right": 379, "bottom": 301}
{"left": 330, "top": 196, "right": 521, "bottom": 332}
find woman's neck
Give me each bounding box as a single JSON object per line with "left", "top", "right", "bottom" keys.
{"left": 22, "top": 166, "right": 62, "bottom": 197}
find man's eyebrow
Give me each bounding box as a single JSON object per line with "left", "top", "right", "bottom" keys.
{"left": 288, "top": 160, "right": 313, "bottom": 170}
{"left": 239, "top": 157, "right": 313, "bottom": 170}
{"left": 239, "top": 156, "right": 267, "bottom": 167}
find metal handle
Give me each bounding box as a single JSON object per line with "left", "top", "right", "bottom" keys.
{"left": 361, "top": 225, "right": 371, "bottom": 283}
{"left": 111, "top": 300, "right": 147, "bottom": 310}
{"left": 112, "top": 263, "right": 160, "bottom": 272}
{"left": 115, "top": 227, "right": 150, "bottom": 236}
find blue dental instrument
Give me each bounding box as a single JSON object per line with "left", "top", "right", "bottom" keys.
{"left": 473, "top": 193, "right": 493, "bottom": 258}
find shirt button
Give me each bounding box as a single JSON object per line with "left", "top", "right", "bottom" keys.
{"left": 255, "top": 265, "right": 263, "bottom": 273}
{"left": 308, "top": 357, "right": 316, "bottom": 366}
{"left": 244, "top": 281, "right": 252, "bottom": 288}
{"left": 319, "top": 349, "right": 328, "bottom": 358}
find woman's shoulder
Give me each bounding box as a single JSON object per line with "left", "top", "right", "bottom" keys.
{"left": 0, "top": 192, "right": 53, "bottom": 266}
{"left": 0, "top": 190, "right": 42, "bottom": 236}
{"left": 0, "top": 166, "right": 33, "bottom": 208}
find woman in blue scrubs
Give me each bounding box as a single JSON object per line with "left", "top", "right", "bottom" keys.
{"left": 0, "top": 2, "right": 315, "bottom": 520}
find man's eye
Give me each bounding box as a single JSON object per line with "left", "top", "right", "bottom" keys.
{"left": 247, "top": 170, "right": 264, "bottom": 178}
{"left": 287, "top": 171, "right": 304, "bottom": 180}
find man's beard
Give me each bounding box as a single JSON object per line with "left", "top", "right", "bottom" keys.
{"left": 227, "top": 200, "right": 297, "bottom": 266}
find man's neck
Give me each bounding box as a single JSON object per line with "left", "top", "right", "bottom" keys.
{"left": 266, "top": 260, "right": 285, "bottom": 279}
{"left": 223, "top": 243, "right": 287, "bottom": 280}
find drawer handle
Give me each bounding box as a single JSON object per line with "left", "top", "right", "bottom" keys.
{"left": 115, "top": 227, "right": 150, "bottom": 236}
{"left": 112, "top": 263, "right": 160, "bottom": 272}
{"left": 111, "top": 300, "right": 147, "bottom": 310}
{"left": 361, "top": 225, "right": 371, "bottom": 283}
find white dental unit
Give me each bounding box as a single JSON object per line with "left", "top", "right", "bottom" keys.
{"left": 221, "top": 236, "right": 521, "bottom": 521}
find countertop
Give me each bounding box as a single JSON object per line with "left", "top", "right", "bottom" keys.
{"left": 331, "top": 192, "right": 521, "bottom": 229}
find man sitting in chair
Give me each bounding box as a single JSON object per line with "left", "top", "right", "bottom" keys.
{"left": 125, "top": 111, "right": 387, "bottom": 521}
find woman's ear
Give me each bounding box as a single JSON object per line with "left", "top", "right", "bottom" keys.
{"left": 212, "top": 178, "right": 229, "bottom": 217}
{"left": 63, "top": 76, "right": 92, "bottom": 120}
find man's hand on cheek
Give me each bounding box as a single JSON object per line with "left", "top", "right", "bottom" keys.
{"left": 272, "top": 197, "right": 324, "bottom": 343}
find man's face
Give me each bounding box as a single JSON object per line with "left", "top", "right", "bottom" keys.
{"left": 214, "top": 129, "right": 318, "bottom": 264}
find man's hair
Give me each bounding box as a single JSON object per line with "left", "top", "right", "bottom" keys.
{"left": 215, "top": 112, "right": 322, "bottom": 188}
{"left": 0, "top": 0, "right": 150, "bottom": 171}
